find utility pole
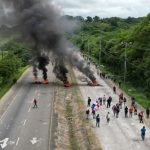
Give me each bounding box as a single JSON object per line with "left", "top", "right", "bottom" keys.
{"left": 99, "top": 40, "right": 101, "bottom": 67}
{"left": 88, "top": 39, "right": 90, "bottom": 59}
{"left": 124, "top": 44, "right": 127, "bottom": 84}
{"left": 81, "top": 34, "right": 84, "bottom": 57}
{"left": 123, "top": 42, "right": 132, "bottom": 84}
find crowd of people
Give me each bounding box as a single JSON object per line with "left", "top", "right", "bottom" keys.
{"left": 86, "top": 95, "right": 113, "bottom": 127}
{"left": 85, "top": 87, "right": 150, "bottom": 141}
{"left": 84, "top": 59, "right": 150, "bottom": 141}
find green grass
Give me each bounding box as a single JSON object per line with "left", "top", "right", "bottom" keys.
{"left": 121, "top": 83, "right": 150, "bottom": 108}
{"left": 66, "top": 98, "right": 79, "bottom": 150}
{"left": 15, "top": 66, "right": 29, "bottom": 79}
{"left": 0, "top": 66, "right": 29, "bottom": 99}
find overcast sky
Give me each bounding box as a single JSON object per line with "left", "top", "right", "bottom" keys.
{"left": 51, "top": 0, "right": 150, "bottom": 18}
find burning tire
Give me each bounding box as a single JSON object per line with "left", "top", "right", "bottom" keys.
{"left": 64, "top": 81, "right": 71, "bottom": 87}
{"left": 88, "top": 80, "right": 100, "bottom": 86}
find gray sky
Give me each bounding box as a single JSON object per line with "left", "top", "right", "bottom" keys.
{"left": 51, "top": 0, "right": 150, "bottom": 18}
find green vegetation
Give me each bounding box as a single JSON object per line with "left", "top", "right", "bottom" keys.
{"left": 66, "top": 14, "right": 150, "bottom": 107}
{"left": 0, "top": 66, "right": 29, "bottom": 98}
{"left": 121, "top": 83, "right": 150, "bottom": 108}
{"left": 0, "top": 41, "right": 32, "bottom": 98}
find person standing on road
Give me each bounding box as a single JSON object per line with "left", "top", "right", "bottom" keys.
{"left": 119, "top": 93, "right": 123, "bottom": 109}
{"left": 98, "top": 97, "right": 102, "bottom": 106}
{"left": 125, "top": 106, "right": 128, "bottom": 118}
{"left": 116, "top": 104, "right": 120, "bottom": 118}
{"left": 92, "top": 109, "right": 96, "bottom": 119}
{"left": 107, "top": 96, "right": 112, "bottom": 108}
{"left": 109, "top": 96, "right": 112, "bottom": 106}
{"left": 112, "top": 105, "right": 116, "bottom": 117}
{"left": 139, "top": 111, "right": 144, "bottom": 123}
{"left": 119, "top": 93, "right": 123, "bottom": 101}
{"left": 102, "top": 95, "right": 106, "bottom": 105}
{"left": 119, "top": 99, "right": 123, "bottom": 109}
{"left": 129, "top": 105, "right": 133, "bottom": 117}
{"left": 141, "top": 126, "right": 146, "bottom": 141}
{"left": 134, "top": 103, "right": 137, "bottom": 115}
{"left": 86, "top": 109, "right": 90, "bottom": 119}
{"left": 96, "top": 114, "right": 100, "bottom": 127}
{"left": 123, "top": 97, "right": 127, "bottom": 106}
{"left": 113, "top": 86, "right": 116, "bottom": 94}
{"left": 146, "top": 108, "right": 150, "bottom": 118}
{"left": 87, "top": 97, "right": 91, "bottom": 107}
{"left": 131, "top": 96, "right": 135, "bottom": 106}
{"left": 33, "top": 98, "right": 38, "bottom": 108}
{"left": 106, "top": 112, "right": 110, "bottom": 123}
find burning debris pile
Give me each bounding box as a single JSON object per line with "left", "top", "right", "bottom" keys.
{"left": 0, "top": 0, "right": 99, "bottom": 86}
{"left": 37, "top": 55, "right": 49, "bottom": 84}
{"left": 53, "top": 58, "right": 71, "bottom": 87}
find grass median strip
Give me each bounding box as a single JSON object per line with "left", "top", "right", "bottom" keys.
{"left": 54, "top": 65, "right": 102, "bottom": 149}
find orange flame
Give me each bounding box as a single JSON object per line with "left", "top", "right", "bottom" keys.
{"left": 88, "top": 80, "right": 100, "bottom": 86}
{"left": 44, "top": 79, "right": 49, "bottom": 84}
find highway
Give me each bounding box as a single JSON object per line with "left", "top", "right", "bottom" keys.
{"left": 0, "top": 65, "right": 55, "bottom": 150}
{"left": 1, "top": 61, "right": 150, "bottom": 150}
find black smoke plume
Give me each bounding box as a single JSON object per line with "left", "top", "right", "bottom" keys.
{"left": 37, "top": 55, "right": 49, "bottom": 80}
{"left": 53, "top": 58, "right": 68, "bottom": 82}
{"left": 0, "top": 0, "right": 96, "bottom": 82}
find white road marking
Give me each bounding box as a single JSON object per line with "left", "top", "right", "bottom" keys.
{"left": 0, "top": 138, "right": 9, "bottom": 149}
{"left": 43, "top": 122, "right": 48, "bottom": 125}
{"left": 28, "top": 107, "right": 31, "bottom": 112}
{"left": 16, "top": 137, "right": 20, "bottom": 146}
{"left": 30, "top": 137, "right": 40, "bottom": 144}
{"left": 0, "top": 92, "right": 19, "bottom": 122}
{"left": 23, "top": 120, "right": 27, "bottom": 126}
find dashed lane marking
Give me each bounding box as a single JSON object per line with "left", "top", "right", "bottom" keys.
{"left": 23, "top": 120, "right": 27, "bottom": 126}
{"left": 28, "top": 107, "right": 31, "bottom": 112}
{"left": 16, "top": 137, "right": 20, "bottom": 146}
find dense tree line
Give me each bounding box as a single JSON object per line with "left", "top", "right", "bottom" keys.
{"left": 68, "top": 14, "right": 150, "bottom": 97}
{"left": 0, "top": 42, "right": 31, "bottom": 85}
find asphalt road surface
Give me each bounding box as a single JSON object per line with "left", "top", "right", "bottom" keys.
{"left": 74, "top": 65, "right": 150, "bottom": 150}
{"left": 0, "top": 65, "right": 55, "bottom": 150}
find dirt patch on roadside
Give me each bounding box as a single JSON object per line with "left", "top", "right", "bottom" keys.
{"left": 53, "top": 65, "right": 102, "bottom": 150}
